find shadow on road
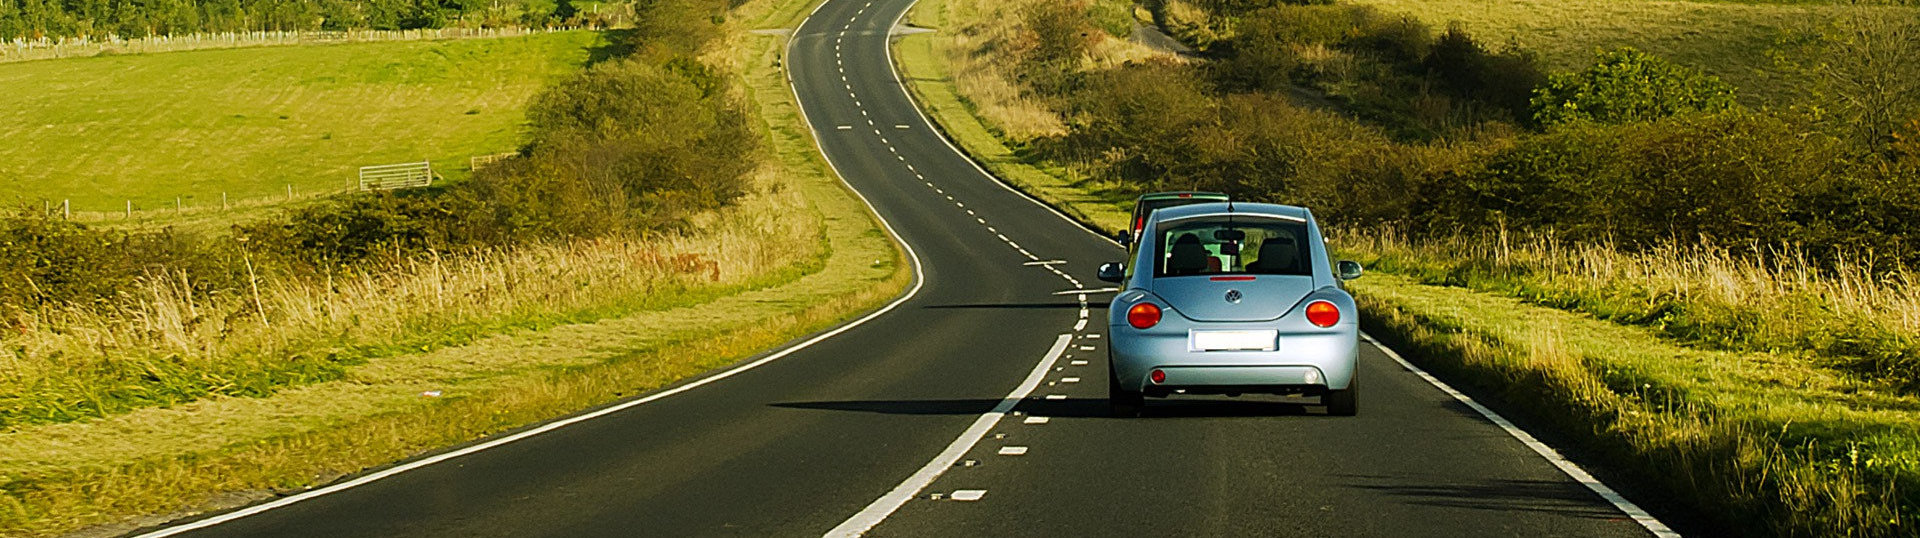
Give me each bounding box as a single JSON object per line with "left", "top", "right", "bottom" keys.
{"left": 923, "top": 302, "right": 1091, "bottom": 310}
{"left": 772, "top": 396, "right": 1336, "bottom": 419}
{"left": 1340, "top": 474, "right": 1627, "bottom": 520}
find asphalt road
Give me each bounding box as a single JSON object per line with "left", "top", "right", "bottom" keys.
{"left": 136, "top": 0, "right": 1669, "bottom": 536}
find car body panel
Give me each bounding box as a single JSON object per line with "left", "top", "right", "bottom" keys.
{"left": 1150, "top": 275, "right": 1316, "bottom": 322}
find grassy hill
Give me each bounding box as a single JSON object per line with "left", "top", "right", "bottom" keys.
{"left": 0, "top": 31, "right": 604, "bottom": 215}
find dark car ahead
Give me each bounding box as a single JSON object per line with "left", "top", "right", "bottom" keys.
{"left": 1126, "top": 191, "right": 1229, "bottom": 247}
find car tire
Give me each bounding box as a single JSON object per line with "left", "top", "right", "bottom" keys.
{"left": 1109, "top": 362, "right": 1144, "bottom": 418}
{"left": 1324, "top": 371, "right": 1358, "bottom": 416}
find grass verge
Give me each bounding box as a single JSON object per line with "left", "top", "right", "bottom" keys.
{"left": 0, "top": 0, "right": 910, "bottom": 534}
{"left": 896, "top": 0, "right": 1919, "bottom": 533}
{"left": 1347, "top": 271, "right": 1919, "bottom": 536}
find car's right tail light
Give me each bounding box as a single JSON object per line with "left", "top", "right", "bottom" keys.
{"left": 1127, "top": 302, "right": 1162, "bottom": 329}
{"left": 1306, "top": 300, "right": 1339, "bottom": 328}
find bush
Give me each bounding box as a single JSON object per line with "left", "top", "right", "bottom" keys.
{"left": 239, "top": 191, "right": 469, "bottom": 270}
{"left": 1047, "top": 59, "right": 1218, "bottom": 186}
{"left": 1015, "top": 0, "right": 1102, "bottom": 93}
{"left": 1531, "top": 47, "right": 1739, "bottom": 126}
{"left": 1421, "top": 110, "right": 1843, "bottom": 248}
{"left": 1423, "top": 24, "right": 1546, "bottom": 123}
{"left": 239, "top": 56, "right": 759, "bottom": 272}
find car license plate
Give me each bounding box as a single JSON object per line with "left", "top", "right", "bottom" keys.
{"left": 1189, "top": 330, "right": 1277, "bottom": 352}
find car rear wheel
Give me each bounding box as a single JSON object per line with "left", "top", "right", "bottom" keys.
{"left": 1108, "top": 361, "right": 1143, "bottom": 417}
{"left": 1324, "top": 372, "right": 1358, "bottom": 416}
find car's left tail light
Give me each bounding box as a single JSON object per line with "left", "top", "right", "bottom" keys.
{"left": 1127, "top": 302, "right": 1162, "bottom": 329}
{"left": 1305, "top": 301, "right": 1339, "bottom": 328}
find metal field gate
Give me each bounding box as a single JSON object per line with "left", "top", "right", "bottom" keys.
{"left": 359, "top": 161, "right": 435, "bottom": 191}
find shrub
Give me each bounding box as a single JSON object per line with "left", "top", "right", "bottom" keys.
{"left": 1424, "top": 110, "right": 1843, "bottom": 249}
{"left": 1213, "top": 5, "right": 1409, "bottom": 90}
{"left": 1015, "top": 0, "right": 1102, "bottom": 92}
{"left": 1531, "top": 47, "right": 1739, "bottom": 126}
{"left": 1048, "top": 59, "right": 1218, "bottom": 187}
{"left": 625, "top": 0, "right": 728, "bottom": 62}
{"left": 239, "top": 191, "right": 469, "bottom": 270}
{"left": 1423, "top": 24, "right": 1546, "bottom": 123}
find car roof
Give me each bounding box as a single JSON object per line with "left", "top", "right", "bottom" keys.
{"left": 1150, "top": 201, "right": 1311, "bottom": 223}
{"left": 1136, "top": 191, "right": 1228, "bottom": 202}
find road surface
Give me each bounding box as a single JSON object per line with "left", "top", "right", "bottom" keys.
{"left": 135, "top": 0, "right": 1669, "bottom": 536}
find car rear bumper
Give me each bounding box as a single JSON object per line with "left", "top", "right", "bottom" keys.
{"left": 1109, "top": 325, "right": 1357, "bottom": 394}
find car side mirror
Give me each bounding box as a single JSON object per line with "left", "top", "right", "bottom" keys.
{"left": 1097, "top": 262, "right": 1126, "bottom": 283}
{"left": 1336, "top": 260, "right": 1364, "bottom": 280}
{"left": 1113, "top": 231, "right": 1131, "bottom": 247}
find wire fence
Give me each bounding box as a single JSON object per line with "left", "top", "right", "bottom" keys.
{"left": 25, "top": 153, "right": 518, "bottom": 224}
{"left": 34, "top": 183, "right": 350, "bottom": 224}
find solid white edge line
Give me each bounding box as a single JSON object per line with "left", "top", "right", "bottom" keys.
{"left": 135, "top": 7, "right": 934, "bottom": 538}
{"left": 1359, "top": 333, "right": 1678, "bottom": 538}
{"left": 825, "top": 334, "right": 1072, "bottom": 537}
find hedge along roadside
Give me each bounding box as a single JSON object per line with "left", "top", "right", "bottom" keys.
{"left": 890, "top": 0, "right": 1919, "bottom": 535}
{"left": 0, "top": 2, "right": 910, "bottom": 537}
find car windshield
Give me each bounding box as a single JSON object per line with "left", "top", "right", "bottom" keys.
{"left": 1153, "top": 217, "right": 1312, "bottom": 277}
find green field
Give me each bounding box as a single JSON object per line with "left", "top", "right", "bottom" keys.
{"left": 1345, "top": 0, "right": 1920, "bottom": 106}
{"left": 0, "top": 31, "right": 604, "bottom": 213}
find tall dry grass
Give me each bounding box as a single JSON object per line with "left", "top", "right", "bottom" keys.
{"left": 1357, "top": 283, "right": 1916, "bottom": 536}
{"left": 1335, "top": 227, "right": 1920, "bottom": 388}
{"left": 0, "top": 175, "right": 820, "bottom": 426}
{"left": 938, "top": 0, "right": 1178, "bottom": 142}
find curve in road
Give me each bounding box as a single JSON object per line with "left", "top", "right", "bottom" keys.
{"left": 132, "top": 0, "right": 1678, "bottom": 536}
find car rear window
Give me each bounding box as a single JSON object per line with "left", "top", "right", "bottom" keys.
{"left": 1154, "top": 218, "right": 1312, "bottom": 277}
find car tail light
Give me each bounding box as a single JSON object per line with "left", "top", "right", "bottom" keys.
{"left": 1150, "top": 369, "right": 1166, "bottom": 384}
{"left": 1133, "top": 215, "right": 1144, "bottom": 233}
{"left": 1306, "top": 301, "right": 1339, "bottom": 328}
{"left": 1127, "top": 303, "right": 1161, "bottom": 329}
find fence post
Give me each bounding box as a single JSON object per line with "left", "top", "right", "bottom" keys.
{"left": 62, "top": 199, "right": 69, "bottom": 220}
{"left": 176, "top": 196, "right": 182, "bottom": 211}
{"left": 125, "top": 200, "right": 131, "bottom": 218}
{"left": 286, "top": 184, "right": 293, "bottom": 201}
{"left": 222, "top": 192, "right": 229, "bottom": 210}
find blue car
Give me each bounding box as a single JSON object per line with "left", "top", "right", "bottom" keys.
{"left": 1096, "top": 202, "right": 1364, "bottom": 416}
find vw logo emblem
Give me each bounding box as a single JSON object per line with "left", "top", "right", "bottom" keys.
{"left": 1225, "top": 290, "right": 1243, "bottom": 303}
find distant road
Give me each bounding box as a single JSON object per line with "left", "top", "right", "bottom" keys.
{"left": 134, "top": 0, "right": 1666, "bottom": 535}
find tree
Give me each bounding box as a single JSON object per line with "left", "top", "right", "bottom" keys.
{"left": 1803, "top": 12, "right": 1920, "bottom": 155}
{"left": 1531, "top": 47, "right": 1738, "bottom": 126}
